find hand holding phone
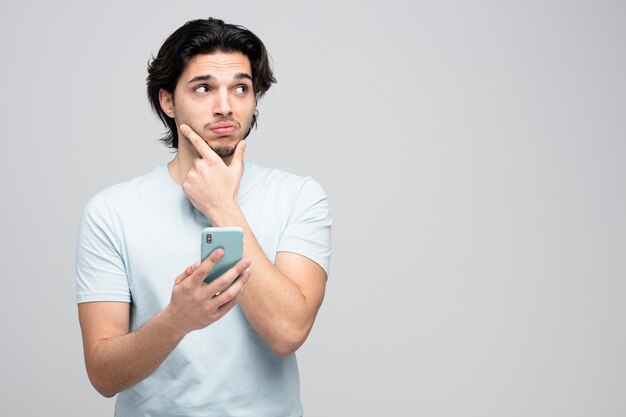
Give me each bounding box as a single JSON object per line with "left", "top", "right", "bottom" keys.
{"left": 164, "top": 240, "right": 251, "bottom": 336}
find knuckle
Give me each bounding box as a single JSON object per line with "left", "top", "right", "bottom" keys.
{"left": 215, "top": 276, "right": 230, "bottom": 289}
{"left": 203, "top": 303, "right": 216, "bottom": 315}
{"left": 223, "top": 288, "right": 239, "bottom": 301}
{"left": 192, "top": 292, "right": 204, "bottom": 305}
{"left": 224, "top": 281, "right": 242, "bottom": 296}
{"left": 233, "top": 279, "right": 246, "bottom": 293}
{"left": 180, "top": 281, "right": 193, "bottom": 293}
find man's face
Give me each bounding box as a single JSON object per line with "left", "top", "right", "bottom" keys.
{"left": 161, "top": 52, "right": 256, "bottom": 159}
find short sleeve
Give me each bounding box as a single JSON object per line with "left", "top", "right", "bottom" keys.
{"left": 75, "top": 193, "right": 131, "bottom": 303}
{"left": 277, "top": 178, "right": 332, "bottom": 277}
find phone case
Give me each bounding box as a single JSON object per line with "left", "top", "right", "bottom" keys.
{"left": 201, "top": 227, "right": 244, "bottom": 284}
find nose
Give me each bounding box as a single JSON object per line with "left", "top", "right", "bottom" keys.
{"left": 213, "top": 88, "right": 232, "bottom": 117}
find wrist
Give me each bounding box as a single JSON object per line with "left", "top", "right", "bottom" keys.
{"left": 155, "top": 306, "right": 188, "bottom": 342}
{"left": 210, "top": 204, "right": 246, "bottom": 227}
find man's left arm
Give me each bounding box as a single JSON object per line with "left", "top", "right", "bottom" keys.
{"left": 213, "top": 209, "right": 326, "bottom": 357}
{"left": 180, "top": 124, "right": 328, "bottom": 356}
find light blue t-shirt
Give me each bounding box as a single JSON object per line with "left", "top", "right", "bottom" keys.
{"left": 76, "top": 161, "right": 331, "bottom": 417}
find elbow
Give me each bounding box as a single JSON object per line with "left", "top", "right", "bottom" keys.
{"left": 89, "top": 375, "right": 120, "bottom": 398}
{"left": 269, "top": 324, "right": 310, "bottom": 357}
{"left": 271, "top": 341, "right": 301, "bottom": 358}
{"left": 97, "top": 388, "right": 117, "bottom": 399}
{"left": 86, "top": 366, "right": 120, "bottom": 398}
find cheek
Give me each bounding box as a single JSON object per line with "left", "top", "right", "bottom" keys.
{"left": 242, "top": 100, "right": 256, "bottom": 122}
{"left": 173, "top": 97, "right": 201, "bottom": 122}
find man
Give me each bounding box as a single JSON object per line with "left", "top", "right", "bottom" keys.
{"left": 76, "top": 18, "right": 331, "bottom": 416}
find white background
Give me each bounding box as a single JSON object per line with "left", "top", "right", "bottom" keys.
{"left": 0, "top": 0, "right": 624, "bottom": 415}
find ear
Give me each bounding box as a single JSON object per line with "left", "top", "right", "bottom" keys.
{"left": 158, "top": 89, "right": 175, "bottom": 118}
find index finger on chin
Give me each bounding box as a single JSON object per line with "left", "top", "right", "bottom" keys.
{"left": 231, "top": 139, "right": 247, "bottom": 171}
{"left": 180, "top": 124, "right": 220, "bottom": 162}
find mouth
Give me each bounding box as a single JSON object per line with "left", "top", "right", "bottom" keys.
{"left": 210, "top": 122, "right": 237, "bottom": 135}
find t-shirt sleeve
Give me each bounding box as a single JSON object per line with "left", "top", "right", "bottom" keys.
{"left": 75, "top": 193, "right": 131, "bottom": 304}
{"left": 276, "top": 177, "right": 332, "bottom": 277}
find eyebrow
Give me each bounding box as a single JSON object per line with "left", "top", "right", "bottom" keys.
{"left": 187, "top": 72, "right": 253, "bottom": 84}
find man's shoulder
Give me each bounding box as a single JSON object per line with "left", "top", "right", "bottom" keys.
{"left": 83, "top": 165, "right": 171, "bottom": 216}
{"left": 243, "top": 161, "right": 328, "bottom": 212}
{"left": 245, "top": 160, "right": 321, "bottom": 191}
{"left": 99, "top": 165, "right": 166, "bottom": 199}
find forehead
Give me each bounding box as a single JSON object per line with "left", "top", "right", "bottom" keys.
{"left": 181, "top": 52, "right": 252, "bottom": 80}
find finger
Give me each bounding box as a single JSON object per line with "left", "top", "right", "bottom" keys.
{"left": 230, "top": 139, "right": 247, "bottom": 171}
{"left": 213, "top": 267, "right": 251, "bottom": 307}
{"left": 202, "top": 257, "right": 251, "bottom": 297}
{"left": 175, "top": 262, "right": 201, "bottom": 285}
{"left": 216, "top": 294, "right": 240, "bottom": 314}
{"left": 179, "top": 124, "right": 220, "bottom": 163}
{"left": 236, "top": 267, "right": 252, "bottom": 288}
{"left": 231, "top": 267, "right": 251, "bottom": 297}
{"left": 191, "top": 248, "right": 225, "bottom": 285}
{"left": 211, "top": 296, "right": 239, "bottom": 322}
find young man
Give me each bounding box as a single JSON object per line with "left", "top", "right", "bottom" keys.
{"left": 76, "top": 18, "right": 331, "bottom": 416}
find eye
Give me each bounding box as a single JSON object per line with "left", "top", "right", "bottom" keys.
{"left": 194, "top": 85, "right": 209, "bottom": 94}
{"left": 234, "top": 85, "right": 248, "bottom": 95}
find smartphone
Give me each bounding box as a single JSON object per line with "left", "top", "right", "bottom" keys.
{"left": 201, "top": 227, "right": 244, "bottom": 285}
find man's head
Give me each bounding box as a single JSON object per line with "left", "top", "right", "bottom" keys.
{"left": 147, "top": 18, "right": 276, "bottom": 151}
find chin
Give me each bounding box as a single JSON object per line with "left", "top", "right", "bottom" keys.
{"left": 211, "top": 144, "right": 236, "bottom": 159}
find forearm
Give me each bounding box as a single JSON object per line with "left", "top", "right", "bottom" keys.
{"left": 86, "top": 309, "right": 184, "bottom": 397}
{"left": 212, "top": 209, "right": 313, "bottom": 355}
{"left": 242, "top": 239, "right": 313, "bottom": 355}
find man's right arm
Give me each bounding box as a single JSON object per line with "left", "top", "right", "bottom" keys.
{"left": 78, "top": 249, "right": 251, "bottom": 398}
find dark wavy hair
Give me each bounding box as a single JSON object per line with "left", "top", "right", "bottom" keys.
{"left": 147, "top": 18, "right": 277, "bottom": 148}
